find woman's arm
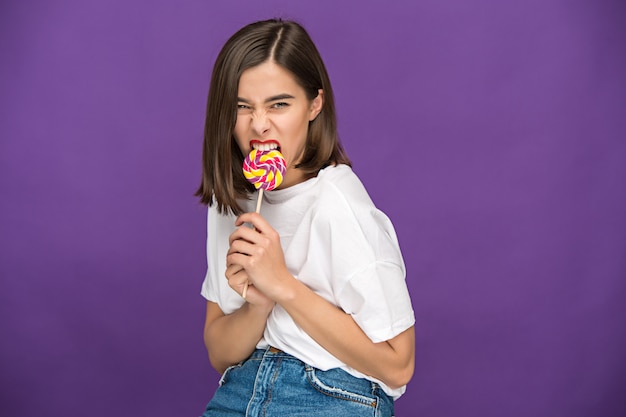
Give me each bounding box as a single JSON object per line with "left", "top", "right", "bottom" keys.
{"left": 203, "top": 292, "right": 274, "bottom": 373}
{"left": 227, "top": 212, "right": 415, "bottom": 388}
{"left": 279, "top": 282, "right": 414, "bottom": 388}
{"left": 278, "top": 280, "right": 415, "bottom": 388}
{"left": 204, "top": 235, "right": 279, "bottom": 374}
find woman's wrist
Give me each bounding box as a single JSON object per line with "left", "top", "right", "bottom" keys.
{"left": 246, "top": 299, "right": 275, "bottom": 317}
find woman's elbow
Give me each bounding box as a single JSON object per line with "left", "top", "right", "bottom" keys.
{"left": 208, "top": 352, "right": 228, "bottom": 375}
{"left": 386, "top": 361, "right": 414, "bottom": 389}
{"left": 382, "top": 327, "right": 415, "bottom": 388}
{"left": 204, "top": 333, "right": 228, "bottom": 374}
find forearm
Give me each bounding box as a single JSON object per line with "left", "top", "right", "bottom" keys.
{"left": 204, "top": 301, "right": 272, "bottom": 374}
{"left": 277, "top": 279, "right": 415, "bottom": 389}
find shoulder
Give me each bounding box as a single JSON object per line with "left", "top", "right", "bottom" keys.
{"left": 317, "top": 164, "right": 368, "bottom": 194}
{"left": 207, "top": 197, "right": 251, "bottom": 238}
{"left": 207, "top": 200, "right": 233, "bottom": 229}
{"left": 312, "top": 165, "right": 400, "bottom": 248}
{"left": 315, "top": 164, "right": 373, "bottom": 212}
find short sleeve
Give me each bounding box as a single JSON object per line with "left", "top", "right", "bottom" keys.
{"left": 338, "top": 261, "right": 415, "bottom": 343}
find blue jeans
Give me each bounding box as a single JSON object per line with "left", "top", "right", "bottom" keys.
{"left": 201, "top": 347, "right": 395, "bottom": 417}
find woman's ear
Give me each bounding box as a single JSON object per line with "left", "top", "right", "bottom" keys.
{"left": 309, "top": 89, "right": 324, "bottom": 121}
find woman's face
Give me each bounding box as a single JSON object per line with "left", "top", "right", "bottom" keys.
{"left": 233, "top": 60, "right": 323, "bottom": 189}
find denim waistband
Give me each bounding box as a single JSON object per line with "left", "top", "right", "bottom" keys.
{"left": 247, "top": 347, "right": 383, "bottom": 395}
{"left": 249, "top": 346, "right": 295, "bottom": 360}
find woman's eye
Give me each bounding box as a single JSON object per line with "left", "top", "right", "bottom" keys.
{"left": 237, "top": 104, "right": 252, "bottom": 112}
{"left": 271, "top": 102, "right": 289, "bottom": 109}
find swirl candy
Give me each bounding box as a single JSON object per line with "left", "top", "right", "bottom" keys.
{"left": 243, "top": 148, "right": 286, "bottom": 191}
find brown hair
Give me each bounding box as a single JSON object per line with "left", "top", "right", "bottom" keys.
{"left": 196, "top": 18, "right": 351, "bottom": 214}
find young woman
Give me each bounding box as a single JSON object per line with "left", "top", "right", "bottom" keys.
{"left": 197, "top": 18, "right": 415, "bottom": 417}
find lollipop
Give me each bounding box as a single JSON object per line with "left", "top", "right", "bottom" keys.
{"left": 243, "top": 149, "right": 286, "bottom": 191}
{"left": 240, "top": 148, "right": 286, "bottom": 298}
{"left": 243, "top": 148, "right": 286, "bottom": 212}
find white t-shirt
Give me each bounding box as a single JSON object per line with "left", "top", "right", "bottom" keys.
{"left": 201, "top": 164, "right": 415, "bottom": 398}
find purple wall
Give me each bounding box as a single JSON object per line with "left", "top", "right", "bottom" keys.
{"left": 1, "top": 0, "right": 625, "bottom": 416}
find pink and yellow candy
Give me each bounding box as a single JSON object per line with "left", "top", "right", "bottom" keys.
{"left": 243, "top": 149, "right": 286, "bottom": 191}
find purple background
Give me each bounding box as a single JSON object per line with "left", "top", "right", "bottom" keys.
{"left": 1, "top": 0, "right": 625, "bottom": 416}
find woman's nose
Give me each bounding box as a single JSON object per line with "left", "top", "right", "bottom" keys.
{"left": 251, "top": 111, "right": 270, "bottom": 135}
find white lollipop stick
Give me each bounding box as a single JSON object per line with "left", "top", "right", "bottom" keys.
{"left": 242, "top": 189, "right": 264, "bottom": 299}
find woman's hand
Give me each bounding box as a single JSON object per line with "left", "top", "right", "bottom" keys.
{"left": 224, "top": 262, "right": 274, "bottom": 308}
{"left": 226, "top": 212, "right": 292, "bottom": 303}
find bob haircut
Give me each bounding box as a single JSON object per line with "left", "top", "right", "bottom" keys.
{"left": 196, "top": 18, "right": 351, "bottom": 215}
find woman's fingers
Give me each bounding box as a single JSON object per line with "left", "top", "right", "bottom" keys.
{"left": 226, "top": 211, "right": 287, "bottom": 299}
{"left": 234, "top": 212, "right": 272, "bottom": 233}
{"left": 227, "top": 237, "right": 255, "bottom": 258}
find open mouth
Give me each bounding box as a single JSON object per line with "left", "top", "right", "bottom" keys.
{"left": 250, "top": 139, "right": 281, "bottom": 153}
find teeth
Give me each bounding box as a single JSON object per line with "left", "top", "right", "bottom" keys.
{"left": 252, "top": 142, "right": 279, "bottom": 152}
